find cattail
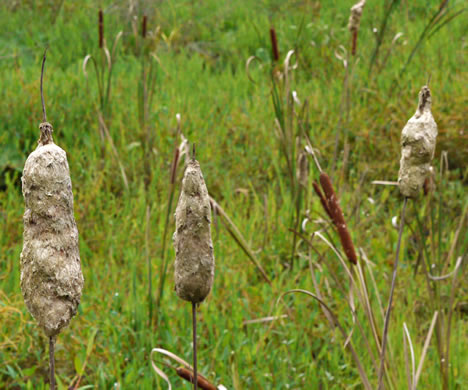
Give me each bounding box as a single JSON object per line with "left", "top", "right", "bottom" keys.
{"left": 142, "top": 15, "right": 147, "bottom": 39}
{"left": 319, "top": 173, "right": 358, "bottom": 265}
{"left": 269, "top": 27, "right": 280, "bottom": 62}
{"left": 21, "top": 49, "right": 83, "bottom": 389}
{"left": 173, "top": 154, "right": 214, "bottom": 390}
{"left": 98, "top": 9, "right": 104, "bottom": 48}
{"left": 21, "top": 123, "right": 84, "bottom": 337}
{"left": 176, "top": 367, "right": 217, "bottom": 390}
{"left": 398, "top": 86, "right": 438, "bottom": 198}
{"left": 173, "top": 158, "right": 215, "bottom": 303}
{"left": 348, "top": 0, "right": 366, "bottom": 56}
{"left": 296, "top": 151, "right": 309, "bottom": 188}
{"left": 312, "top": 181, "right": 333, "bottom": 220}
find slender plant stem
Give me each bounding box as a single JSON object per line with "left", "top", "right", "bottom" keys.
{"left": 192, "top": 302, "right": 198, "bottom": 390}
{"left": 41, "top": 47, "right": 48, "bottom": 122}
{"left": 377, "top": 197, "right": 408, "bottom": 390}
{"left": 49, "top": 336, "right": 56, "bottom": 390}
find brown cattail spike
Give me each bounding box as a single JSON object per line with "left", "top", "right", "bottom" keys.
{"left": 313, "top": 181, "right": 333, "bottom": 220}
{"left": 142, "top": 15, "right": 147, "bottom": 38}
{"left": 319, "top": 172, "right": 357, "bottom": 265}
{"left": 176, "top": 367, "right": 217, "bottom": 390}
{"left": 269, "top": 27, "right": 280, "bottom": 62}
{"left": 98, "top": 9, "right": 104, "bottom": 48}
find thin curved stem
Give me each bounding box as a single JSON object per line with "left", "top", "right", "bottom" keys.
{"left": 41, "top": 47, "right": 49, "bottom": 122}
{"left": 377, "top": 197, "right": 408, "bottom": 390}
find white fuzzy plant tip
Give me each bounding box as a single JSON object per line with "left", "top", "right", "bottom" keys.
{"left": 348, "top": 0, "right": 366, "bottom": 32}
{"left": 20, "top": 122, "right": 84, "bottom": 337}
{"left": 398, "top": 86, "right": 438, "bottom": 198}
{"left": 173, "top": 158, "right": 215, "bottom": 304}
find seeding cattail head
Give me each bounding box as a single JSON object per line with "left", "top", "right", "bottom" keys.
{"left": 398, "top": 86, "right": 438, "bottom": 198}
{"left": 348, "top": 0, "right": 366, "bottom": 55}
{"left": 21, "top": 133, "right": 84, "bottom": 337}
{"left": 348, "top": 0, "right": 366, "bottom": 33}
{"left": 21, "top": 49, "right": 83, "bottom": 337}
{"left": 98, "top": 9, "right": 104, "bottom": 48}
{"left": 173, "top": 158, "right": 215, "bottom": 303}
{"left": 318, "top": 172, "right": 358, "bottom": 265}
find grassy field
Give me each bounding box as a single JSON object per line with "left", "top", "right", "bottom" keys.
{"left": 1, "top": 0, "right": 467, "bottom": 389}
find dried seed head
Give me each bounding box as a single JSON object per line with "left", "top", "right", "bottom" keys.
{"left": 173, "top": 159, "right": 214, "bottom": 303}
{"left": 296, "top": 151, "right": 309, "bottom": 188}
{"left": 348, "top": 0, "right": 366, "bottom": 33}
{"left": 398, "top": 86, "right": 438, "bottom": 198}
{"left": 21, "top": 131, "right": 84, "bottom": 337}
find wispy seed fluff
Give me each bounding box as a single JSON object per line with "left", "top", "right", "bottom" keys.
{"left": 21, "top": 122, "right": 84, "bottom": 337}
{"left": 173, "top": 158, "right": 214, "bottom": 304}
{"left": 348, "top": 0, "right": 366, "bottom": 33}
{"left": 398, "top": 86, "right": 438, "bottom": 198}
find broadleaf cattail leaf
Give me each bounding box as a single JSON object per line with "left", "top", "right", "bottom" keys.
{"left": 398, "top": 86, "right": 438, "bottom": 198}
{"left": 173, "top": 159, "right": 215, "bottom": 303}
{"left": 319, "top": 172, "right": 358, "bottom": 265}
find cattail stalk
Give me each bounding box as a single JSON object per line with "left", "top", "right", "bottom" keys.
{"left": 377, "top": 198, "right": 407, "bottom": 390}
{"left": 192, "top": 303, "right": 198, "bottom": 390}
{"left": 21, "top": 49, "right": 83, "bottom": 390}
{"left": 98, "top": 9, "right": 104, "bottom": 48}
{"left": 269, "top": 27, "right": 280, "bottom": 62}
{"left": 318, "top": 172, "right": 357, "bottom": 265}
{"left": 142, "top": 15, "right": 147, "bottom": 38}
{"left": 174, "top": 152, "right": 214, "bottom": 390}
{"left": 379, "top": 86, "right": 438, "bottom": 389}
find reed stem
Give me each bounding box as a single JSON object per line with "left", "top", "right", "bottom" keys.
{"left": 49, "top": 336, "right": 56, "bottom": 390}
{"left": 377, "top": 197, "right": 408, "bottom": 390}
{"left": 192, "top": 302, "right": 198, "bottom": 390}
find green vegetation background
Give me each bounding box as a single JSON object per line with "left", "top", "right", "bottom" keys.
{"left": 0, "top": 0, "right": 466, "bottom": 389}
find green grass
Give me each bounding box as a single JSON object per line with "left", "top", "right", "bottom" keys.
{"left": 1, "top": 0, "right": 467, "bottom": 389}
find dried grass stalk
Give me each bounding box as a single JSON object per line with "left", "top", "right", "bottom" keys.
{"left": 21, "top": 122, "right": 84, "bottom": 337}
{"left": 398, "top": 86, "right": 438, "bottom": 198}
{"left": 319, "top": 172, "right": 358, "bottom": 265}
{"left": 173, "top": 159, "right": 215, "bottom": 303}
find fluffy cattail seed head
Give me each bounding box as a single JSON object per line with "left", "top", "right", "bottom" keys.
{"left": 21, "top": 127, "right": 84, "bottom": 337}
{"left": 398, "top": 86, "right": 438, "bottom": 198}
{"left": 348, "top": 0, "right": 366, "bottom": 33}
{"left": 173, "top": 159, "right": 215, "bottom": 303}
